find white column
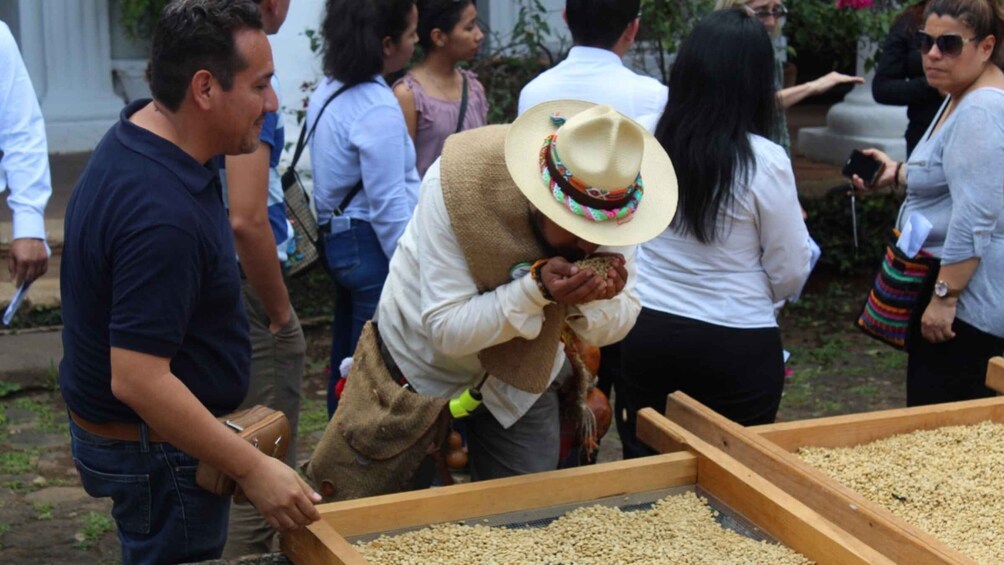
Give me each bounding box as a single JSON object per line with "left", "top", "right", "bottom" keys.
{"left": 36, "top": 0, "right": 123, "bottom": 153}
{"left": 797, "top": 38, "right": 909, "bottom": 164}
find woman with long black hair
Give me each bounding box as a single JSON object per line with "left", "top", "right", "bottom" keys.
{"left": 619, "top": 8, "right": 811, "bottom": 456}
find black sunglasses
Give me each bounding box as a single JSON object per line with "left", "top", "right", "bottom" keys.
{"left": 747, "top": 5, "right": 788, "bottom": 19}
{"left": 914, "top": 30, "right": 979, "bottom": 56}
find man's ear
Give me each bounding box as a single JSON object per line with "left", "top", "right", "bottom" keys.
{"left": 622, "top": 18, "right": 641, "bottom": 45}
{"left": 189, "top": 69, "right": 215, "bottom": 111}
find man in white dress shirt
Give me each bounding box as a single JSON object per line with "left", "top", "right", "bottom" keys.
{"left": 517, "top": 0, "right": 667, "bottom": 128}
{"left": 0, "top": 21, "right": 50, "bottom": 287}
{"left": 518, "top": 0, "right": 669, "bottom": 459}
{"left": 306, "top": 101, "right": 677, "bottom": 498}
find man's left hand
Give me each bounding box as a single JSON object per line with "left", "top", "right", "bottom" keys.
{"left": 921, "top": 299, "right": 957, "bottom": 343}
{"left": 8, "top": 238, "right": 48, "bottom": 286}
{"left": 592, "top": 253, "right": 627, "bottom": 300}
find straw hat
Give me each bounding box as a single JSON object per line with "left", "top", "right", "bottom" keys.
{"left": 505, "top": 101, "right": 678, "bottom": 247}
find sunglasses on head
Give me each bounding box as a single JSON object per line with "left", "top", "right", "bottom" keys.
{"left": 746, "top": 4, "right": 788, "bottom": 19}
{"left": 914, "top": 30, "right": 979, "bottom": 56}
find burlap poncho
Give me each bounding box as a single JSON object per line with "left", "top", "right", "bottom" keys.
{"left": 440, "top": 124, "right": 566, "bottom": 394}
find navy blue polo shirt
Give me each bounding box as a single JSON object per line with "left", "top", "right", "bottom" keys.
{"left": 60, "top": 99, "right": 251, "bottom": 423}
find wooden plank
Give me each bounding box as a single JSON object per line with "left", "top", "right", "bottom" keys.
{"left": 648, "top": 414, "right": 892, "bottom": 564}
{"left": 638, "top": 396, "right": 974, "bottom": 564}
{"left": 750, "top": 396, "right": 1004, "bottom": 451}
{"left": 316, "top": 452, "right": 696, "bottom": 538}
{"left": 281, "top": 520, "right": 368, "bottom": 565}
{"left": 987, "top": 356, "right": 1004, "bottom": 394}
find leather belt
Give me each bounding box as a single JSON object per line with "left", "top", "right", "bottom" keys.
{"left": 70, "top": 411, "right": 166, "bottom": 443}
{"left": 371, "top": 322, "right": 410, "bottom": 388}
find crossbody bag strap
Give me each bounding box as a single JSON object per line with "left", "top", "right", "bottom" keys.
{"left": 334, "top": 180, "right": 364, "bottom": 216}
{"left": 288, "top": 79, "right": 376, "bottom": 170}
{"left": 454, "top": 72, "right": 469, "bottom": 134}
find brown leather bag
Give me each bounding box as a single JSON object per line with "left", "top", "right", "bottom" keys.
{"left": 195, "top": 405, "right": 290, "bottom": 500}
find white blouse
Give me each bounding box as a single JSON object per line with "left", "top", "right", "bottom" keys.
{"left": 636, "top": 135, "right": 811, "bottom": 328}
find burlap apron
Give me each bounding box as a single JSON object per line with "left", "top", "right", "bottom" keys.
{"left": 304, "top": 322, "right": 449, "bottom": 501}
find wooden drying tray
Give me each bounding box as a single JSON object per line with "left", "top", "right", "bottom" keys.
{"left": 281, "top": 434, "right": 887, "bottom": 563}
{"left": 638, "top": 368, "right": 1004, "bottom": 565}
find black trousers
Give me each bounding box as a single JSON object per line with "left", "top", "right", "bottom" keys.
{"left": 907, "top": 317, "right": 1004, "bottom": 406}
{"left": 620, "top": 308, "right": 785, "bottom": 458}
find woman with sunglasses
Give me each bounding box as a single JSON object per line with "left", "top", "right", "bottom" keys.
{"left": 873, "top": 1, "right": 946, "bottom": 156}
{"left": 393, "top": 0, "right": 488, "bottom": 178}
{"left": 851, "top": 0, "right": 1004, "bottom": 407}
{"left": 715, "top": 0, "right": 864, "bottom": 153}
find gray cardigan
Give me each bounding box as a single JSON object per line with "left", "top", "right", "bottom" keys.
{"left": 901, "top": 88, "right": 1004, "bottom": 338}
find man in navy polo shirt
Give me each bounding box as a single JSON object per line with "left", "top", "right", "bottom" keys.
{"left": 59, "top": 1, "right": 320, "bottom": 562}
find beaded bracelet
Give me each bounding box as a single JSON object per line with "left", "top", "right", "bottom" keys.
{"left": 529, "top": 259, "right": 554, "bottom": 302}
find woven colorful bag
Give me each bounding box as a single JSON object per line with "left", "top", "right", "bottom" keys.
{"left": 855, "top": 232, "right": 939, "bottom": 350}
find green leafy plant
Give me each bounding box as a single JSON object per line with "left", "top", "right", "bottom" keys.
{"left": 33, "top": 502, "right": 54, "bottom": 521}
{"left": 76, "top": 512, "right": 115, "bottom": 550}
{"left": 471, "top": 0, "right": 568, "bottom": 123}
{"left": 635, "top": 0, "right": 715, "bottom": 84}
{"left": 785, "top": 0, "right": 899, "bottom": 73}
{"left": 112, "top": 0, "right": 170, "bottom": 43}
{"left": 803, "top": 188, "right": 903, "bottom": 275}
{"left": 0, "top": 451, "right": 33, "bottom": 474}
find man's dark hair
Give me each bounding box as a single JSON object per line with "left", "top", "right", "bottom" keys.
{"left": 565, "top": 0, "right": 640, "bottom": 49}
{"left": 322, "top": 0, "right": 416, "bottom": 85}
{"left": 417, "top": 0, "right": 474, "bottom": 51}
{"left": 149, "top": 0, "right": 264, "bottom": 112}
{"left": 654, "top": 8, "right": 778, "bottom": 244}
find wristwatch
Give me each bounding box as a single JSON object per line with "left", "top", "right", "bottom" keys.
{"left": 934, "top": 280, "right": 963, "bottom": 299}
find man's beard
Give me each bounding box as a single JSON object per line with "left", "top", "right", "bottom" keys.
{"left": 530, "top": 209, "right": 587, "bottom": 262}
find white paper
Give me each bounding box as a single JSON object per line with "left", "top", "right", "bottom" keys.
{"left": 3, "top": 282, "right": 30, "bottom": 326}
{"left": 896, "top": 212, "right": 933, "bottom": 257}
{"left": 2, "top": 242, "right": 51, "bottom": 326}
{"left": 789, "top": 236, "right": 822, "bottom": 303}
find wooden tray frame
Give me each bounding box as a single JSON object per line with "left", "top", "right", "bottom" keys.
{"left": 282, "top": 438, "right": 886, "bottom": 563}
{"left": 637, "top": 356, "right": 1004, "bottom": 565}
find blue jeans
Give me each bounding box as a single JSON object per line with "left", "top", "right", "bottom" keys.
{"left": 69, "top": 418, "right": 230, "bottom": 565}
{"left": 320, "top": 219, "right": 389, "bottom": 416}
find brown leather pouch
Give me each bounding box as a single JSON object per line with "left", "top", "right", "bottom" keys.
{"left": 195, "top": 405, "right": 290, "bottom": 501}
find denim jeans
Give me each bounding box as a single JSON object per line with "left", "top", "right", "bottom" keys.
{"left": 69, "top": 418, "right": 230, "bottom": 565}
{"left": 320, "top": 219, "right": 389, "bottom": 416}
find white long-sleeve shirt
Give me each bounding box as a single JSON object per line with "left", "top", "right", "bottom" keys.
{"left": 0, "top": 21, "right": 50, "bottom": 241}
{"left": 518, "top": 46, "right": 668, "bottom": 127}
{"left": 377, "top": 159, "right": 641, "bottom": 428}
{"left": 637, "top": 135, "right": 811, "bottom": 328}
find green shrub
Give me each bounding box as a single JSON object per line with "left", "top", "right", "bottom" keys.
{"left": 804, "top": 188, "right": 903, "bottom": 275}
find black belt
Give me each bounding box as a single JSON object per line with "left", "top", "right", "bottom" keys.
{"left": 372, "top": 322, "right": 410, "bottom": 388}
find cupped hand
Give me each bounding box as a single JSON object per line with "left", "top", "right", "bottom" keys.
{"left": 239, "top": 456, "right": 321, "bottom": 531}
{"left": 588, "top": 253, "right": 628, "bottom": 300}
{"left": 541, "top": 257, "right": 607, "bottom": 305}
